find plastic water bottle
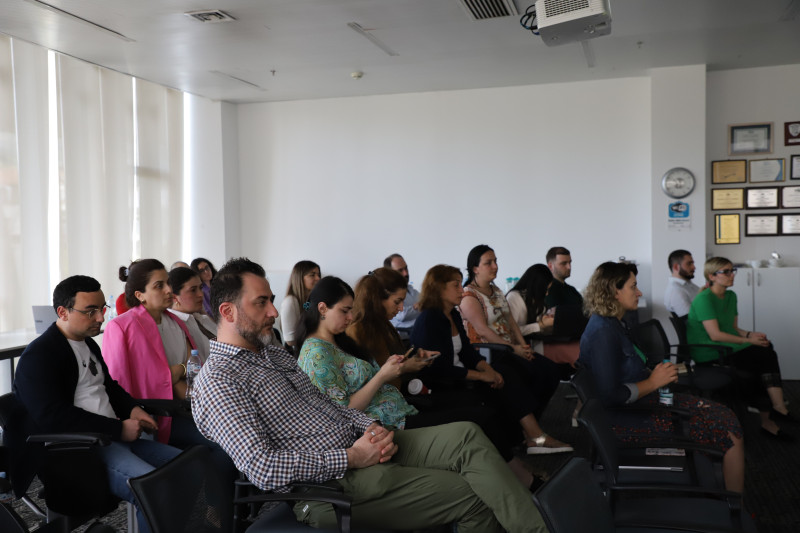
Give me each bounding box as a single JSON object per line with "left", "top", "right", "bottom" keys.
{"left": 186, "top": 349, "right": 202, "bottom": 398}
{"left": 658, "top": 358, "right": 674, "bottom": 406}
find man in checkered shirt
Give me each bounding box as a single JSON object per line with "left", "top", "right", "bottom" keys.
{"left": 192, "top": 257, "right": 546, "bottom": 532}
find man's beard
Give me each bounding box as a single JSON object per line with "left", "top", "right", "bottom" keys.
{"left": 679, "top": 267, "right": 694, "bottom": 280}
{"left": 235, "top": 309, "right": 273, "bottom": 350}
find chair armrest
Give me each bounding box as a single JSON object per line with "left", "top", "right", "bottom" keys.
{"left": 235, "top": 487, "right": 353, "bottom": 533}
{"left": 137, "top": 398, "right": 192, "bottom": 418}
{"left": 616, "top": 440, "right": 725, "bottom": 459}
{"left": 472, "top": 343, "right": 512, "bottom": 353}
{"left": 671, "top": 343, "right": 733, "bottom": 364}
{"left": 26, "top": 433, "right": 111, "bottom": 447}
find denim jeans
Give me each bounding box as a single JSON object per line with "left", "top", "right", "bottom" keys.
{"left": 96, "top": 439, "right": 182, "bottom": 533}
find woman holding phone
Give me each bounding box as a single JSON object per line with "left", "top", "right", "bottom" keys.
{"left": 411, "top": 264, "right": 572, "bottom": 455}
{"left": 297, "top": 276, "right": 540, "bottom": 487}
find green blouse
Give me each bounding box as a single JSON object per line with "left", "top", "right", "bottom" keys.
{"left": 687, "top": 289, "right": 747, "bottom": 363}
{"left": 297, "top": 337, "right": 417, "bottom": 429}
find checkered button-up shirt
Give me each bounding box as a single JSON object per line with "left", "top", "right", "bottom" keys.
{"left": 192, "top": 340, "right": 376, "bottom": 492}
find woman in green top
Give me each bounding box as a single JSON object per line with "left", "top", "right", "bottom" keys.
{"left": 687, "top": 257, "right": 793, "bottom": 438}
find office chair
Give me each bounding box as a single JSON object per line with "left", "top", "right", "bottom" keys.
{"left": 0, "top": 392, "right": 118, "bottom": 533}
{"left": 130, "top": 446, "right": 395, "bottom": 533}
{"left": 575, "top": 399, "right": 755, "bottom": 532}
{"left": 576, "top": 399, "right": 724, "bottom": 489}
{"left": 534, "top": 457, "right": 753, "bottom": 533}
{"left": 633, "top": 319, "right": 734, "bottom": 398}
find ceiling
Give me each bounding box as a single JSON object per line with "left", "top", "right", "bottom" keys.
{"left": 1, "top": 0, "right": 799, "bottom": 104}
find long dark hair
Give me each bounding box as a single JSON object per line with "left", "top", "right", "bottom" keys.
{"left": 464, "top": 244, "right": 494, "bottom": 287}
{"left": 190, "top": 257, "right": 217, "bottom": 285}
{"left": 509, "top": 264, "right": 553, "bottom": 323}
{"left": 286, "top": 260, "right": 320, "bottom": 304}
{"left": 119, "top": 259, "right": 166, "bottom": 308}
{"left": 347, "top": 268, "right": 407, "bottom": 365}
{"left": 298, "top": 276, "right": 360, "bottom": 356}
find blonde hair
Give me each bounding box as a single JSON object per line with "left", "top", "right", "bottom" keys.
{"left": 703, "top": 257, "right": 732, "bottom": 286}
{"left": 583, "top": 262, "right": 638, "bottom": 318}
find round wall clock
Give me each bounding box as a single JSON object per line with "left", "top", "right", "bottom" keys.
{"left": 661, "top": 167, "right": 695, "bottom": 199}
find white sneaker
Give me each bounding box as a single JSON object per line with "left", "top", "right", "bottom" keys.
{"left": 526, "top": 434, "right": 574, "bottom": 455}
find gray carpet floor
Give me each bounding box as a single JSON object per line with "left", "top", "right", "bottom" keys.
{"left": 10, "top": 381, "right": 800, "bottom": 532}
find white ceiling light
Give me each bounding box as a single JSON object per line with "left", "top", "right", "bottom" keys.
{"left": 22, "top": 0, "right": 135, "bottom": 42}
{"left": 209, "top": 71, "right": 266, "bottom": 91}
{"left": 347, "top": 22, "right": 399, "bottom": 57}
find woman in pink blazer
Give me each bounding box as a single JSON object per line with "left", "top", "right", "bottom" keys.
{"left": 103, "top": 259, "right": 234, "bottom": 487}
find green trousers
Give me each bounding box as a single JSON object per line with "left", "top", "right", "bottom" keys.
{"left": 294, "top": 421, "right": 546, "bottom": 533}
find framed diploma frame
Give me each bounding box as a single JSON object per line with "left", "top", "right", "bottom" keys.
{"left": 791, "top": 155, "right": 800, "bottom": 180}
{"left": 781, "top": 214, "right": 800, "bottom": 235}
{"left": 745, "top": 187, "right": 780, "bottom": 209}
{"left": 786, "top": 121, "right": 800, "bottom": 146}
{"left": 782, "top": 186, "right": 800, "bottom": 208}
{"left": 729, "top": 123, "right": 773, "bottom": 156}
{"left": 711, "top": 188, "right": 744, "bottom": 210}
{"left": 711, "top": 160, "right": 746, "bottom": 184}
{"left": 745, "top": 214, "right": 780, "bottom": 236}
{"left": 749, "top": 159, "right": 785, "bottom": 183}
{"left": 715, "top": 214, "right": 740, "bottom": 245}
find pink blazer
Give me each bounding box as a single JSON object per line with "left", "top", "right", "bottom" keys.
{"left": 103, "top": 305, "right": 197, "bottom": 443}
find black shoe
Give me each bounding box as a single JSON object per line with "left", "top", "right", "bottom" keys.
{"left": 529, "top": 474, "right": 547, "bottom": 493}
{"left": 761, "top": 427, "right": 795, "bottom": 442}
{"left": 770, "top": 408, "right": 799, "bottom": 424}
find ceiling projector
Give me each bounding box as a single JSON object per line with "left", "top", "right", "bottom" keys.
{"left": 535, "top": 0, "right": 612, "bottom": 46}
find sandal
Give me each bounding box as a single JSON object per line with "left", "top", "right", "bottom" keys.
{"left": 526, "top": 434, "right": 573, "bottom": 455}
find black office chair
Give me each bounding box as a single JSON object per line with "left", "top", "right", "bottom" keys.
{"left": 576, "top": 398, "right": 724, "bottom": 489}
{"left": 575, "top": 399, "right": 755, "bottom": 532}
{"left": 0, "top": 392, "right": 117, "bottom": 533}
{"left": 130, "top": 446, "right": 395, "bottom": 533}
{"left": 633, "top": 319, "right": 734, "bottom": 398}
{"left": 534, "top": 457, "right": 753, "bottom": 533}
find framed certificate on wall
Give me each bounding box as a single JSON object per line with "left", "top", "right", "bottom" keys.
{"left": 729, "top": 123, "right": 773, "bottom": 156}
{"left": 749, "top": 159, "right": 785, "bottom": 183}
{"left": 745, "top": 187, "right": 780, "bottom": 209}
{"left": 711, "top": 160, "right": 747, "bottom": 184}
{"left": 711, "top": 188, "right": 744, "bottom": 210}
{"left": 745, "top": 214, "right": 780, "bottom": 236}
{"left": 715, "top": 214, "right": 740, "bottom": 244}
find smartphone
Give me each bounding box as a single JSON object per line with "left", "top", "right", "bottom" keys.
{"left": 423, "top": 352, "right": 441, "bottom": 361}
{"left": 404, "top": 345, "right": 416, "bottom": 359}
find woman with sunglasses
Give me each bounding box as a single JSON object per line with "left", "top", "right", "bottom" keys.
{"left": 687, "top": 257, "right": 794, "bottom": 438}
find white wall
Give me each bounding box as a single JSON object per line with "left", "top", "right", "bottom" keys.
{"left": 184, "top": 94, "right": 228, "bottom": 268}
{"left": 706, "top": 64, "right": 800, "bottom": 266}
{"left": 236, "top": 78, "right": 652, "bottom": 307}
{"left": 649, "top": 65, "right": 707, "bottom": 331}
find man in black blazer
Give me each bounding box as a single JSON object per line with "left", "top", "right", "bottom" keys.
{"left": 14, "top": 275, "right": 180, "bottom": 533}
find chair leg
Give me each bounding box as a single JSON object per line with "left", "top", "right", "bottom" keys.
{"left": 127, "top": 502, "right": 139, "bottom": 533}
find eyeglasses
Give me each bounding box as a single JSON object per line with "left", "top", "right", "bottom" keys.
{"left": 714, "top": 268, "right": 738, "bottom": 276}
{"left": 69, "top": 304, "right": 109, "bottom": 318}
{"left": 198, "top": 266, "right": 211, "bottom": 273}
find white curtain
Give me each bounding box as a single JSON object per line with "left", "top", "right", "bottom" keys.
{"left": 56, "top": 54, "right": 135, "bottom": 298}
{"left": 135, "top": 78, "right": 183, "bottom": 262}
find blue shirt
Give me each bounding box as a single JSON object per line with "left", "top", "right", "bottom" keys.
{"left": 578, "top": 314, "right": 649, "bottom": 406}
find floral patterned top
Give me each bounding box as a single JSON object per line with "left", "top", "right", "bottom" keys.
{"left": 297, "top": 337, "right": 417, "bottom": 429}
{"left": 461, "top": 284, "right": 514, "bottom": 344}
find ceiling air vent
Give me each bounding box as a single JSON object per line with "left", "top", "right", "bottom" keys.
{"left": 184, "top": 10, "right": 236, "bottom": 23}
{"left": 458, "top": 0, "right": 519, "bottom": 20}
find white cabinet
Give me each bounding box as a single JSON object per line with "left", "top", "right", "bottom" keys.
{"left": 733, "top": 267, "right": 800, "bottom": 379}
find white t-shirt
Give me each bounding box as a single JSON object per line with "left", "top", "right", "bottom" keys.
{"left": 279, "top": 295, "right": 302, "bottom": 343}
{"left": 68, "top": 339, "right": 116, "bottom": 419}
{"left": 452, "top": 334, "right": 464, "bottom": 368}
{"left": 168, "top": 309, "right": 213, "bottom": 362}
{"left": 157, "top": 315, "right": 187, "bottom": 365}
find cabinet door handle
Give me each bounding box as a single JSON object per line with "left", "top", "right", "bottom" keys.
{"left": 757, "top": 272, "right": 761, "bottom": 286}
{"left": 747, "top": 272, "right": 751, "bottom": 286}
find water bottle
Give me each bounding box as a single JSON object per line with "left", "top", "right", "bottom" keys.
{"left": 105, "top": 294, "right": 117, "bottom": 323}
{"left": 658, "top": 358, "right": 674, "bottom": 406}
{"left": 186, "top": 349, "right": 202, "bottom": 399}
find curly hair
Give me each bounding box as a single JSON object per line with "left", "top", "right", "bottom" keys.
{"left": 583, "top": 261, "right": 638, "bottom": 318}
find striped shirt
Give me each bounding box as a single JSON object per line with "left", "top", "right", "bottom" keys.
{"left": 192, "top": 339, "right": 375, "bottom": 492}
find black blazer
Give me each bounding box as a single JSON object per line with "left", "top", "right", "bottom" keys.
{"left": 10, "top": 322, "right": 139, "bottom": 495}
{"left": 410, "top": 307, "right": 485, "bottom": 386}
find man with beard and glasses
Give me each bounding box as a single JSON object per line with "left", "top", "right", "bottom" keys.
{"left": 14, "top": 275, "right": 181, "bottom": 533}
{"left": 384, "top": 253, "right": 420, "bottom": 339}
{"left": 664, "top": 249, "right": 701, "bottom": 318}
{"left": 191, "top": 257, "right": 547, "bottom": 533}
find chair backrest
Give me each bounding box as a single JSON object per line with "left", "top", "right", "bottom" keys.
{"left": 533, "top": 457, "right": 616, "bottom": 533}
{"left": 569, "top": 365, "right": 598, "bottom": 403}
{"left": 576, "top": 399, "right": 621, "bottom": 486}
{"left": 631, "top": 319, "right": 670, "bottom": 366}
{"left": 669, "top": 315, "right": 689, "bottom": 345}
{"left": 129, "top": 446, "right": 232, "bottom": 533}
